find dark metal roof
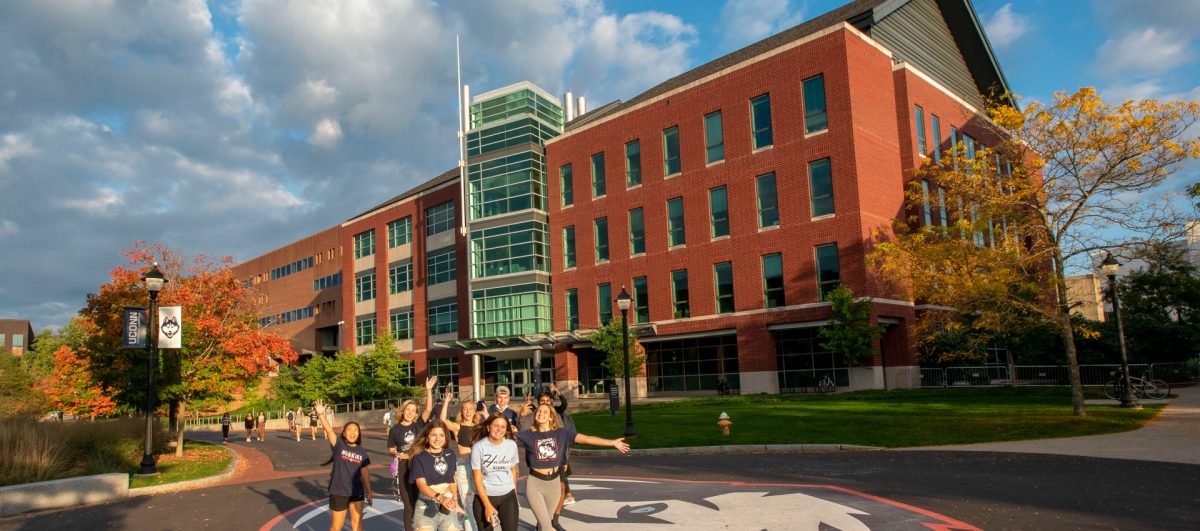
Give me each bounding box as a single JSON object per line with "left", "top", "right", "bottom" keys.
{"left": 565, "top": 0, "right": 1010, "bottom": 131}
{"left": 346, "top": 166, "right": 461, "bottom": 222}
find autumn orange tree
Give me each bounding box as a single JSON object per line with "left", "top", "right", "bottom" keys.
{"left": 39, "top": 345, "right": 117, "bottom": 420}
{"left": 871, "top": 88, "right": 1200, "bottom": 416}
{"left": 79, "top": 242, "right": 296, "bottom": 452}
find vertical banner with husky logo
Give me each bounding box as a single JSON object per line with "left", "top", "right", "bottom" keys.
{"left": 158, "top": 306, "right": 183, "bottom": 349}
{"left": 121, "top": 307, "right": 148, "bottom": 349}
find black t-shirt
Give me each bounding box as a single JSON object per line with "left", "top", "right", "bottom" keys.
{"left": 408, "top": 447, "right": 457, "bottom": 486}
{"left": 327, "top": 438, "right": 371, "bottom": 497}
{"left": 387, "top": 419, "right": 425, "bottom": 455}
{"left": 244, "top": 417, "right": 254, "bottom": 428}
{"left": 515, "top": 428, "right": 577, "bottom": 469}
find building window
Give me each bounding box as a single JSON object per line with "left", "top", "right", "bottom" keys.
{"left": 425, "top": 201, "right": 455, "bottom": 236}
{"left": 756, "top": 172, "right": 779, "bottom": 228}
{"left": 467, "top": 151, "right": 546, "bottom": 219}
{"left": 427, "top": 247, "right": 457, "bottom": 285}
{"left": 751, "top": 94, "right": 773, "bottom": 149}
{"left": 388, "top": 217, "right": 412, "bottom": 248}
{"left": 704, "top": 111, "right": 724, "bottom": 163}
{"left": 625, "top": 140, "right": 641, "bottom": 187}
{"left": 931, "top": 114, "right": 942, "bottom": 162}
{"left": 938, "top": 187, "right": 948, "bottom": 227}
{"left": 566, "top": 288, "right": 579, "bottom": 330}
{"left": 12, "top": 334, "right": 23, "bottom": 348}
{"left": 353, "top": 229, "right": 375, "bottom": 259}
{"left": 428, "top": 301, "right": 458, "bottom": 335}
{"left": 663, "top": 126, "right": 681, "bottom": 176}
{"left": 389, "top": 261, "right": 413, "bottom": 294}
{"left": 390, "top": 310, "right": 413, "bottom": 340}
{"left": 714, "top": 261, "right": 734, "bottom": 314}
{"left": 314, "top": 272, "right": 342, "bottom": 291}
{"left": 560, "top": 164, "right": 574, "bottom": 206}
{"left": 471, "top": 221, "right": 549, "bottom": 278}
{"left": 645, "top": 335, "right": 740, "bottom": 392}
{"left": 710, "top": 186, "right": 729, "bottom": 238}
{"left": 356, "top": 317, "right": 376, "bottom": 347}
{"left": 471, "top": 284, "right": 550, "bottom": 338}
{"left": 802, "top": 74, "right": 827, "bottom": 134}
{"left": 921, "top": 180, "right": 933, "bottom": 226}
{"left": 809, "top": 158, "right": 834, "bottom": 217}
{"left": 563, "top": 226, "right": 576, "bottom": 269}
{"left": 816, "top": 243, "right": 840, "bottom": 300}
{"left": 591, "top": 152, "right": 606, "bottom": 197}
{"left": 429, "top": 356, "right": 459, "bottom": 390}
{"left": 355, "top": 272, "right": 375, "bottom": 302}
{"left": 633, "top": 277, "right": 650, "bottom": 323}
{"left": 671, "top": 269, "right": 690, "bottom": 318}
{"left": 598, "top": 283, "right": 613, "bottom": 325}
{"left": 594, "top": 217, "right": 609, "bottom": 262}
{"left": 667, "top": 197, "right": 685, "bottom": 247}
{"left": 762, "top": 253, "right": 784, "bottom": 308}
{"left": 915, "top": 105, "right": 927, "bottom": 157}
{"left": 629, "top": 207, "right": 645, "bottom": 255}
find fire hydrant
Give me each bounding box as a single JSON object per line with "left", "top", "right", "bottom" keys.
{"left": 717, "top": 412, "right": 732, "bottom": 436}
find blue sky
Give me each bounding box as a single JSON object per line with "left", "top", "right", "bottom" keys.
{"left": 1, "top": 0, "right": 1198, "bottom": 331}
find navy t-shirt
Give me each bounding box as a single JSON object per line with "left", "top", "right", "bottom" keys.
{"left": 387, "top": 419, "right": 425, "bottom": 455}
{"left": 488, "top": 405, "right": 519, "bottom": 427}
{"left": 328, "top": 438, "right": 371, "bottom": 497}
{"left": 408, "top": 447, "right": 457, "bottom": 486}
{"left": 515, "top": 428, "right": 577, "bottom": 469}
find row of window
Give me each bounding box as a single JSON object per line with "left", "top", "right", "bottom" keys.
{"left": 563, "top": 243, "right": 841, "bottom": 329}
{"left": 313, "top": 272, "right": 341, "bottom": 291}
{"left": 561, "top": 161, "right": 832, "bottom": 267}
{"left": 258, "top": 306, "right": 315, "bottom": 328}
{"left": 354, "top": 249, "right": 457, "bottom": 302}
{"left": 560, "top": 74, "right": 827, "bottom": 207}
{"left": 0, "top": 333, "right": 23, "bottom": 348}
{"left": 355, "top": 301, "right": 457, "bottom": 346}
{"left": 353, "top": 201, "right": 455, "bottom": 259}
{"left": 270, "top": 256, "right": 314, "bottom": 280}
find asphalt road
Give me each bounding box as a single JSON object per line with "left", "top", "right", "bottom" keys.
{"left": 3, "top": 443, "right": 1196, "bottom": 530}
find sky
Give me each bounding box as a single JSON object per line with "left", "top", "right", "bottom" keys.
{"left": 2, "top": 0, "right": 1199, "bottom": 332}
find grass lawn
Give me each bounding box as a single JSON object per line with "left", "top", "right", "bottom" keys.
{"left": 571, "top": 387, "right": 1163, "bottom": 449}
{"left": 129, "top": 441, "right": 232, "bottom": 488}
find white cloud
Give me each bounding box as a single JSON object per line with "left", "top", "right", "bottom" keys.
{"left": 983, "top": 3, "right": 1030, "bottom": 49}
{"left": 1096, "top": 28, "right": 1193, "bottom": 78}
{"left": 1103, "top": 80, "right": 1167, "bottom": 102}
{"left": 308, "top": 117, "right": 343, "bottom": 148}
{"left": 0, "top": 219, "right": 17, "bottom": 236}
{"left": 62, "top": 187, "right": 123, "bottom": 215}
{"left": 717, "top": 0, "right": 805, "bottom": 51}
{"left": 0, "top": 133, "right": 37, "bottom": 171}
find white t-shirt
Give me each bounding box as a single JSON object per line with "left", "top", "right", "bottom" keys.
{"left": 469, "top": 438, "right": 519, "bottom": 497}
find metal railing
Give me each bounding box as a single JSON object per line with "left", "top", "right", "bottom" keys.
{"left": 919, "top": 362, "right": 1197, "bottom": 388}
{"left": 183, "top": 396, "right": 414, "bottom": 428}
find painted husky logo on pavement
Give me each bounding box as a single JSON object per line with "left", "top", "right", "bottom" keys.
{"left": 262, "top": 477, "right": 978, "bottom": 530}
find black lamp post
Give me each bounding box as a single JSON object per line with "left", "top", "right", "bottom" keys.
{"left": 615, "top": 287, "right": 637, "bottom": 437}
{"left": 138, "top": 263, "right": 167, "bottom": 475}
{"left": 1100, "top": 252, "right": 1140, "bottom": 409}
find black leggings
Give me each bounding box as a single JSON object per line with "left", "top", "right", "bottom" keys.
{"left": 395, "top": 459, "right": 418, "bottom": 531}
{"left": 221, "top": 425, "right": 229, "bottom": 438}
{"left": 473, "top": 490, "right": 519, "bottom": 530}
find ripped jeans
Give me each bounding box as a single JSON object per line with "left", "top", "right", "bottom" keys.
{"left": 453, "top": 462, "right": 477, "bottom": 531}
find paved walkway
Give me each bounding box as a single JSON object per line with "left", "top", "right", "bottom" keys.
{"left": 913, "top": 384, "right": 1200, "bottom": 464}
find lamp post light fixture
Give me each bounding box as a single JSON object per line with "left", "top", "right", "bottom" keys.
{"left": 615, "top": 287, "right": 636, "bottom": 437}
{"left": 137, "top": 263, "right": 167, "bottom": 476}
{"left": 1100, "top": 252, "right": 1140, "bottom": 409}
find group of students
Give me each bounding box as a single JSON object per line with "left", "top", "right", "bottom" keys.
{"left": 218, "top": 405, "right": 330, "bottom": 444}
{"left": 318, "top": 377, "right": 630, "bottom": 531}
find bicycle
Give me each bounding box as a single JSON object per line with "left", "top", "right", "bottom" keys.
{"left": 1103, "top": 371, "right": 1169, "bottom": 400}
{"left": 817, "top": 374, "right": 836, "bottom": 394}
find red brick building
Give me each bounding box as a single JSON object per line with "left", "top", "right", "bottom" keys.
{"left": 234, "top": 0, "right": 1012, "bottom": 398}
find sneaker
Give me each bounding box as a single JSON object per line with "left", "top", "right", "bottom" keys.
{"left": 552, "top": 520, "right": 567, "bottom": 531}
{"left": 562, "top": 494, "right": 576, "bottom": 506}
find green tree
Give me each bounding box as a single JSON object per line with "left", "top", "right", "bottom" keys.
{"left": 872, "top": 88, "right": 1200, "bottom": 416}
{"left": 364, "top": 334, "right": 413, "bottom": 399}
{"left": 1114, "top": 242, "right": 1200, "bottom": 363}
{"left": 819, "top": 285, "right": 886, "bottom": 367}
{"left": 588, "top": 317, "right": 645, "bottom": 378}
{"left": 1, "top": 350, "right": 46, "bottom": 416}
{"left": 23, "top": 319, "right": 87, "bottom": 383}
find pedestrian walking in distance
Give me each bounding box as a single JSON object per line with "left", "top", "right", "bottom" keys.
{"left": 244, "top": 412, "right": 254, "bottom": 442}
{"left": 257, "top": 410, "right": 267, "bottom": 442}
{"left": 287, "top": 407, "right": 295, "bottom": 432}
{"left": 314, "top": 398, "right": 373, "bottom": 531}
{"left": 310, "top": 407, "right": 321, "bottom": 440}
{"left": 295, "top": 406, "right": 304, "bottom": 442}
{"left": 220, "top": 412, "right": 231, "bottom": 444}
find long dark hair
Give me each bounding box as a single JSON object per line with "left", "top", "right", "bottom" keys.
{"left": 410, "top": 418, "right": 450, "bottom": 455}
{"left": 319, "top": 421, "right": 363, "bottom": 466}
{"left": 470, "top": 413, "right": 515, "bottom": 445}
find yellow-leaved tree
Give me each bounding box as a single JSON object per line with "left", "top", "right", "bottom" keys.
{"left": 871, "top": 88, "right": 1200, "bottom": 416}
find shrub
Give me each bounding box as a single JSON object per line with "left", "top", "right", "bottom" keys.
{"left": 0, "top": 416, "right": 165, "bottom": 486}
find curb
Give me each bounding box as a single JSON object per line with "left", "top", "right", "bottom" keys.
{"left": 571, "top": 443, "right": 881, "bottom": 457}
{"left": 128, "top": 442, "right": 240, "bottom": 497}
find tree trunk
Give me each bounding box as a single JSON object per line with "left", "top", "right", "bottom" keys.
{"left": 175, "top": 401, "right": 186, "bottom": 457}
{"left": 1051, "top": 249, "right": 1086, "bottom": 416}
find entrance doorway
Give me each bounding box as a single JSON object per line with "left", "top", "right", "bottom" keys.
{"left": 483, "top": 357, "right": 555, "bottom": 399}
